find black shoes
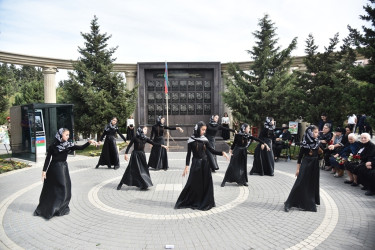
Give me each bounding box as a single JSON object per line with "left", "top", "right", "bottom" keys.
{"left": 117, "top": 183, "right": 122, "bottom": 190}
{"left": 351, "top": 182, "right": 359, "bottom": 187}
{"left": 365, "top": 191, "right": 374, "bottom": 196}
{"left": 114, "top": 165, "right": 120, "bottom": 170}
{"left": 95, "top": 164, "right": 99, "bottom": 169}
{"left": 221, "top": 182, "right": 225, "bottom": 187}
{"left": 344, "top": 180, "right": 353, "bottom": 184}
{"left": 243, "top": 183, "right": 248, "bottom": 186}
{"left": 284, "top": 204, "right": 290, "bottom": 212}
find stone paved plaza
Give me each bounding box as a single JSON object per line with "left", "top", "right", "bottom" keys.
{"left": 0, "top": 149, "right": 374, "bottom": 249}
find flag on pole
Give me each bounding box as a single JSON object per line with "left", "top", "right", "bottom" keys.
{"left": 164, "top": 62, "right": 169, "bottom": 94}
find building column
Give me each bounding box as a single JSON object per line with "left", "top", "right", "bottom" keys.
{"left": 43, "top": 66, "right": 57, "bottom": 103}
{"left": 124, "top": 70, "right": 138, "bottom": 126}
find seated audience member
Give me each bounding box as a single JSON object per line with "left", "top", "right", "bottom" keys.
{"left": 319, "top": 123, "right": 333, "bottom": 150}
{"left": 318, "top": 113, "right": 333, "bottom": 132}
{"left": 323, "top": 127, "right": 344, "bottom": 172}
{"left": 358, "top": 156, "right": 375, "bottom": 196}
{"left": 345, "top": 133, "right": 375, "bottom": 188}
{"left": 273, "top": 124, "right": 292, "bottom": 162}
{"left": 329, "top": 133, "right": 360, "bottom": 178}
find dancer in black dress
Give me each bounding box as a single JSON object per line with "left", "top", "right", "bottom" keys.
{"left": 284, "top": 125, "right": 321, "bottom": 212}
{"left": 34, "top": 128, "right": 97, "bottom": 219}
{"left": 148, "top": 116, "right": 183, "bottom": 170}
{"left": 175, "top": 121, "right": 229, "bottom": 210}
{"left": 250, "top": 117, "right": 275, "bottom": 176}
{"left": 96, "top": 117, "right": 127, "bottom": 170}
{"left": 117, "top": 127, "right": 167, "bottom": 190}
{"left": 206, "top": 114, "right": 235, "bottom": 172}
{"left": 221, "top": 123, "right": 269, "bottom": 187}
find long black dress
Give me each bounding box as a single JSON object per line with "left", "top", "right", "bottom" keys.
{"left": 175, "top": 139, "right": 224, "bottom": 210}
{"left": 96, "top": 124, "right": 127, "bottom": 169}
{"left": 148, "top": 124, "right": 176, "bottom": 170}
{"left": 250, "top": 128, "right": 275, "bottom": 176}
{"left": 222, "top": 134, "right": 265, "bottom": 186}
{"left": 206, "top": 123, "right": 234, "bottom": 171}
{"left": 119, "top": 137, "right": 160, "bottom": 189}
{"left": 284, "top": 147, "right": 320, "bottom": 212}
{"left": 34, "top": 142, "right": 90, "bottom": 219}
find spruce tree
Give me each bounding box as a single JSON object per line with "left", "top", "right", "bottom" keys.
{"left": 63, "top": 16, "right": 137, "bottom": 138}
{"left": 292, "top": 33, "right": 355, "bottom": 126}
{"left": 222, "top": 14, "right": 297, "bottom": 129}
{"left": 342, "top": 0, "right": 375, "bottom": 115}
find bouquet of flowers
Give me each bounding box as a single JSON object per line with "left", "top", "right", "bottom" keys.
{"left": 335, "top": 156, "right": 346, "bottom": 165}
{"left": 348, "top": 154, "right": 361, "bottom": 163}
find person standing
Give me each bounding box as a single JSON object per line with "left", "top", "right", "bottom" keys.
{"left": 221, "top": 112, "right": 230, "bottom": 140}
{"left": 34, "top": 128, "right": 97, "bottom": 219}
{"left": 117, "top": 127, "right": 167, "bottom": 190}
{"left": 148, "top": 115, "right": 183, "bottom": 170}
{"left": 318, "top": 113, "right": 333, "bottom": 132}
{"left": 126, "top": 115, "right": 135, "bottom": 141}
{"left": 347, "top": 114, "right": 357, "bottom": 133}
{"left": 284, "top": 125, "right": 321, "bottom": 212}
{"left": 206, "top": 115, "right": 235, "bottom": 172}
{"left": 95, "top": 117, "right": 127, "bottom": 170}
{"left": 175, "top": 121, "right": 229, "bottom": 211}
{"left": 221, "top": 123, "right": 269, "bottom": 187}
{"left": 250, "top": 117, "right": 276, "bottom": 176}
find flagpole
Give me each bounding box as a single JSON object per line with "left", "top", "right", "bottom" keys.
{"left": 165, "top": 61, "right": 169, "bottom": 150}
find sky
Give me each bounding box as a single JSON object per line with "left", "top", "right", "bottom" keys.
{"left": 0, "top": 0, "right": 371, "bottom": 82}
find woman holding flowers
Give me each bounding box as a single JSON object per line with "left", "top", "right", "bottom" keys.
{"left": 328, "top": 133, "right": 360, "bottom": 178}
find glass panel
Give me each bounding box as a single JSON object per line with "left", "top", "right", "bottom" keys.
{"left": 148, "top": 92, "right": 155, "bottom": 103}
{"left": 156, "top": 104, "right": 163, "bottom": 114}
{"left": 204, "top": 104, "right": 211, "bottom": 114}
{"left": 180, "top": 80, "right": 187, "bottom": 91}
{"left": 196, "top": 92, "right": 203, "bottom": 103}
{"left": 172, "top": 104, "right": 179, "bottom": 115}
{"left": 196, "top": 103, "right": 203, "bottom": 115}
{"left": 147, "top": 80, "right": 155, "bottom": 91}
{"left": 155, "top": 92, "right": 163, "bottom": 103}
{"left": 148, "top": 115, "right": 155, "bottom": 124}
{"left": 180, "top": 93, "right": 187, "bottom": 103}
{"left": 196, "top": 80, "right": 203, "bottom": 91}
{"left": 171, "top": 80, "right": 179, "bottom": 91}
{"left": 188, "top": 92, "right": 195, "bottom": 103}
{"left": 155, "top": 80, "right": 163, "bottom": 91}
{"left": 180, "top": 104, "right": 187, "bottom": 115}
{"left": 204, "top": 80, "right": 211, "bottom": 91}
{"left": 188, "top": 80, "right": 195, "bottom": 91}
{"left": 171, "top": 93, "right": 179, "bottom": 103}
{"left": 148, "top": 104, "right": 155, "bottom": 115}
{"left": 188, "top": 104, "right": 195, "bottom": 115}
{"left": 204, "top": 92, "right": 211, "bottom": 103}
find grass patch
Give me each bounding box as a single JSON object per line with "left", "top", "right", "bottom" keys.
{"left": 0, "top": 158, "right": 31, "bottom": 174}
{"left": 75, "top": 142, "right": 128, "bottom": 157}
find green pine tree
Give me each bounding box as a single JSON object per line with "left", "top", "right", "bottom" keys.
{"left": 292, "top": 33, "right": 356, "bottom": 126}
{"left": 341, "top": 0, "right": 375, "bottom": 116}
{"left": 222, "top": 14, "right": 297, "bottom": 129}
{"left": 63, "top": 16, "right": 137, "bottom": 138}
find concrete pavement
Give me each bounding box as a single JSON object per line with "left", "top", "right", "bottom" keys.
{"left": 0, "top": 149, "right": 374, "bottom": 249}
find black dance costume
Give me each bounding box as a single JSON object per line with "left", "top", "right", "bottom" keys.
{"left": 34, "top": 129, "right": 91, "bottom": 219}
{"left": 284, "top": 126, "right": 320, "bottom": 212}
{"left": 96, "top": 122, "right": 126, "bottom": 169}
{"left": 148, "top": 118, "right": 177, "bottom": 170}
{"left": 175, "top": 126, "right": 224, "bottom": 210}
{"left": 250, "top": 118, "right": 275, "bottom": 176}
{"left": 118, "top": 128, "right": 161, "bottom": 190}
{"left": 222, "top": 126, "right": 265, "bottom": 187}
{"left": 206, "top": 116, "right": 234, "bottom": 172}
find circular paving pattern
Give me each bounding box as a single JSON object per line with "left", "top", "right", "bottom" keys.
{"left": 0, "top": 155, "right": 345, "bottom": 249}
{"left": 88, "top": 170, "right": 250, "bottom": 219}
